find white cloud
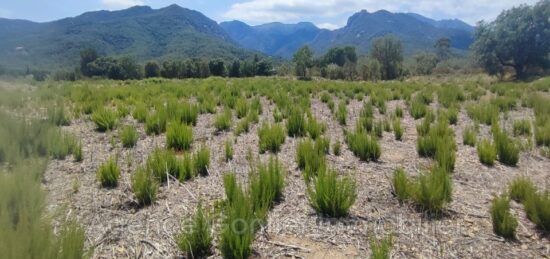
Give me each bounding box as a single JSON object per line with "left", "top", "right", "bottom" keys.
{"left": 316, "top": 22, "right": 339, "bottom": 30}
{"left": 101, "top": 0, "right": 144, "bottom": 9}
{"left": 223, "top": 0, "right": 539, "bottom": 25}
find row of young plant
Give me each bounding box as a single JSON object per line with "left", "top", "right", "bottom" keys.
{"left": 392, "top": 109, "right": 457, "bottom": 214}
{"left": 173, "top": 157, "right": 285, "bottom": 258}
{"left": 491, "top": 176, "right": 550, "bottom": 239}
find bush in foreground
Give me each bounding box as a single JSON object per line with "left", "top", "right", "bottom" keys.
{"left": 370, "top": 234, "right": 393, "bottom": 259}
{"left": 493, "top": 130, "right": 520, "bottom": 166}
{"left": 249, "top": 157, "right": 285, "bottom": 221}
{"left": 194, "top": 146, "right": 210, "bottom": 176}
{"left": 524, "top": 190, "right": 550, "bottom": 231}
{"left": 176, "top": 204, "right": 213, "bottom": 258}
{"left": 258, "top": 123, "right": 286, "bottom": 153}
{"left": 296, "top": 138, "right": 327, "bottom": 180}
{"left": 214, "top": 109, "right": 232, "bottom": 132}
{"left": 508, "top": 176, "right": 536, "bottom": 203}
{"left": 166, "top": 122, "right": 193, "bottom": 151}
{"left": 392, "top": 168, "right": 411, "bottom": 202}
{"left": 220, "top": 173, "right": 255, "bottom": 259}
{"left": 490, "top": 194, "right": 518, "bottom": 239}
{"left": 132, "top": 166, "right": 159, "bottom": 206}
{"left": 120, "top": 125, "right": 138, "bottom": 148}
{"left": 413, "top": 167, "right": 453, "bottom": 214}
{"left": 146, "top": 148, "right": 178, "bottom": 182}
{"left": 96, "top": 157, "right": 120, "bottom": 187}
{"left": 92, "top": 107, "right": 117, "bottom": 132}
{"left": 287, "top": 109, "right": 306, "bottom": 137}
{"left": 307, "top": 168, "right": 357, "bottom": 218}
{"left": 346, "top": 130, "right": 381, "bottom": 161}
{"left": 463, "top": 126, "right": 477, "bottom": 147}
{"left": 477, "top": 139, "right": 497, "bottom": 166}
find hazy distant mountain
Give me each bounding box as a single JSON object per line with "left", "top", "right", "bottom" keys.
{"left": 220, "top": 21, "right": 324, "bottom": 58}
{"left": 222, "top": 10, "right": 474, "bottom": 57}
{"left": 0, "top": 5, "right": 260, "bottom": 70}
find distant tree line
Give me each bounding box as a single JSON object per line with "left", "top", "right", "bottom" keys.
{"left": 52, "top": 49, "right": 274, "bottom": 81}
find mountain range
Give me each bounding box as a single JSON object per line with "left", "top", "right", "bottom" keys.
{"left": 222, "top": 10, "right": 474, "bottom": 58}
{"left": 0, "top": 4, "right": 474, "bottom": 71}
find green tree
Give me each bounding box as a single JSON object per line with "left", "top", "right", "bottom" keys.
{"left": 256, "top": 59, "right": 273, "bottom": 76}
{"left": 209, "top": 59, "right": 226, "bottom": 77}
{"left": 144, "top": 61, "right": 160, "bottom": 78}
{"left": 79, "top": 48, "right": 98, "bottom": 77}
{"left": 434, "top": 38, "right": 452, "bottom": 61}
{"left": 229, "top": 60, "right": 241, "bottom": 77}
{"left": 293, "top": 46, "right": 314, "bottom": 79}
{"left": 370, "top": 36, "right": 403, "bottom": 80}
{"left": 160, "top": 61, "right": 180, "bottom": 79}
{"left": 472, "top": 1, "right": 550, "bottom": 79}
{"left": 414, "top": 52, "right": 438, "bottom": 75}
{"left": 360, "top": 58, "right": 381, "bottom": 81}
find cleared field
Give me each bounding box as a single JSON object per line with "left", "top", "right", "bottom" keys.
{"left": 3, "top": 76, "right": 550, "bottom": 258}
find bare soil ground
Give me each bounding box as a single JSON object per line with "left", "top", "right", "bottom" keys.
{"left": 44, "top": 96, "right": 550, "bottom": 258}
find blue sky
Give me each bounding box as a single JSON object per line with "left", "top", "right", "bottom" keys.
{"left": 0, "top": 0, "right": 538, "bottom": 29}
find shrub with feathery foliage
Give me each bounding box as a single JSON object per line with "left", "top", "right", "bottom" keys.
{"left": 463, "top": 126, "right": 477, "bottom": 147}
{"left": 508, "top": 176, "right": 536, "bottom": 203}
{"left": 214, "top": 109, "right": 232, "bottom": 132}
{"left": 346, "top": 129, "right": 381, "bottom": 162}
{"left": 307, "top": 168, "right": 357, "bottom": 218}
{"left": 258, "top": 123, "right": 286, "bottom": 153}
{"left": 146, "top": 148, "right": 178, "bottom": 182}
{"left": 132, "top": 166, "right": 159, "bottom": 206}
{"left": 92, "top": 107, "right": 117, "bottom": 132}
{"left": 194, "top": 146, "right": 210, "bottom": 176}
{"left": 413, "top": 166, "right": 453, "bottom": 214}
{"left": 96, "top": 157, "right": 120, "bottom": 187}
{"left": 477, "top": 139, "right": 497, "bottom": 166}
{"left": 287, "top": 109, "right": 306, "bottom": 137}
{"left": 176, "top": 204, "right": 213, "bottom": 258}
{"left": 120, "top": 125, "right": 138, "bottom": 148}
{"left": 490, "top": 194, "right": 518, "bottom": 239}
{"left": 392, "top": 168, "right": 411, "bottom": 202}
{"left": 166, "top": 122, "right": 193, "bottom": 151}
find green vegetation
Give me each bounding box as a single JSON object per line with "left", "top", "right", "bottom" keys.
{"left": 166, "top": 122, "right": 193, "bottom": 151}
{"left": 92, "top": 107, "right": 117, "bottom": 132}
{"left": 194, "top": 146, "right": 211, "bottom": 176}
{"left": 370, "top": 234, "right": 393, "bottom": 259}
{"left": 120, "top": 125, "right": 138, "bottom": 148}
{"left": 524, "top": 190, "right": 550, "bottom": 231}
{"left": 333, "top": 141, "right": 341, "bottom": 156}
{"left": 513, "top": 119, "right": 532, "bottom": 137}
{"left": 176, "top": 204, "right": 213, "bottom": 258}
{"left": 493, "top": 128, "right": 520, "bottom": 166}
{"left": 346, "top": 129, "right": 381, "bottom": 162}
{"left": 462, "top": 126, "right": 477, "bottom": 146}
{"left": 414, "top": 167, "right": 453, "bottom": 214}
{"left": 132, "top": 166, "right": 159, "bottom": 206}
{"left": 220, "top": 173, "right": 256, "bottom": 259}
{"left": 477, "top": 139, "right": 497, "bottom": 166}
{"left": 392, "top": 168, "right": 411, "bottom": 202}
{"left": 336, "top": 102, "right": 347, "bottom": 125}
{"left": 509, "top": 176, "right": 536, "bottom": 203}
{"left": 258, "top": 123, "right": 286, "bottom": 153}
{"left": 296, "top": 138, "right": 328, "bottom": 180}
{"left": 393, "top": 119, "right": 403, "bottom": 141}
{"left": 146, "top": 148, "right": 178, "bottom": 182}
{"left": 145, "top": 109, "right": 167, "bottom": 135}
{"left": 490, "top": 194, "right": 518, "bottom": 239}
{"left": 215, "top": 109, "right": 233, "bottom": 132}
{"left": 96, "top": 157, "right": 120, "bottom": 187}
{"left": 225, "top": 139, "right": 234, "bottom": 162}
{"left": 287, "top": 109, "right": 306, "bottom": 137}
{"left": 307, "top": 168, "right": 357, "bottom": 218}
{"left": 249, "top": 157, "right": 286, "bottom": 221}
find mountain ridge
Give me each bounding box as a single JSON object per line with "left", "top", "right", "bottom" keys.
{"left": 221, "top": 9, "right": 474, "bottom": 58}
